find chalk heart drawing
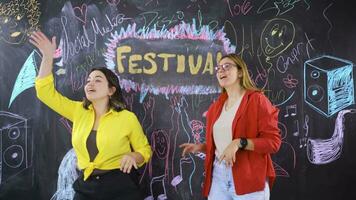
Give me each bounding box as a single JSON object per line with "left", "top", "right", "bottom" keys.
{"left": 73, "top": 4, "right": 87, "bottom": 25}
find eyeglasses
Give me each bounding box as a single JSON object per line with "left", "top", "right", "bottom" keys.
{"left": 214, "top": 63, "right": 237, "bottom": 72}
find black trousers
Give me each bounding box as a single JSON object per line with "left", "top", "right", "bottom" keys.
{"left": 73, "top": 169, "right": 144, "bottom": 200}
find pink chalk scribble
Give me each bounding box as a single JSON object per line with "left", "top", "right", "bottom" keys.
{"left": 104, "top": 21, "right": 235, "bottom": 96}
{"left": 307, "top": 109, "right": 356, "bottom": 164}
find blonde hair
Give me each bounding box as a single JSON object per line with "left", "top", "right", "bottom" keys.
{"left": 220, "top": 53, "right": 262, "bottom": 92}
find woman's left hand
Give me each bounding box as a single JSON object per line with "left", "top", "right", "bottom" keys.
{"left": 120, "top": 152, "right": 138, "bottom": 173}
{"left": 219, "top": 139, "right": 239, "bottom": 166}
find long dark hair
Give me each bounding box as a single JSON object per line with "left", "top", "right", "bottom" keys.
{"left": 83, "top": 67, "right": 126, "bottom": 112}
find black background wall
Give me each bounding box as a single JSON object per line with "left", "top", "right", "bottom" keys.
{"left": 0, "top": 0, "right": 355, "bottom": 199}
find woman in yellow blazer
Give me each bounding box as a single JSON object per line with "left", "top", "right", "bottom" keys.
{"left": 30, "top": 31, "right": 152, "bottom": 200}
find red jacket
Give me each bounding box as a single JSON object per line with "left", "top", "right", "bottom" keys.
{"left": 203, "top": 90, "right": 281, "bottom": 196}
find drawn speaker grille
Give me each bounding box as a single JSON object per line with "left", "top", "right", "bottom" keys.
{"left": 0, "top": 111, "right": 30, "bottom": 184}
{"left": 304, "top": 55, "right": 354, "bottom": 117}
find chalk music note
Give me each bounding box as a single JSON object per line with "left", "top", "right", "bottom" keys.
{"left": 145, "top": 175, "right": 167, "bottom": 200}
{"left": 171, "top": 175, "right": 183, "bottom": 187}
{"left": 292, "top": 120, "right": 299, "bottom": 136}
{"left": 299, "top": 137, "right": 307, "bottom": 148}
{"left": 171, "top": 156, "right": 192, "bottom": 187}
{"left": 284, "top": 104, "right": 297, "bottom": 117}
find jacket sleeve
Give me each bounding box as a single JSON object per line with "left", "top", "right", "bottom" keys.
{"left": 251, "top": 94, "right": 281, "bottom": 154}
{"left": 35, "top": 74, "right": 79, "bottom": 122}
{"left": 128, "top": 113, "right": 152, "bottom": 166}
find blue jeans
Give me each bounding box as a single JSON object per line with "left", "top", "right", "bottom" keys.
{"left": 208, "top": 159, "right": 270, "bottom": 200}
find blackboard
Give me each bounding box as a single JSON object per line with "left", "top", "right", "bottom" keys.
{"left": 1, "top": 0, "right": 356, "bottom": 199}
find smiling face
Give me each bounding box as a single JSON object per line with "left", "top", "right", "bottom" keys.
{"left": 0, "top": 14, "right": 27, "bottom": 44}
{"left": 216, "top": 57, "right": 242, "bottom": 89}
{"left": 152, "top": 130, "right": 169, "bottom": 159}
{"left": 0, "top": 0, "right": 40, "bottom": 45}
{"left": 261, "top": 18, "right": 295, "bottom": 58}
{"left": 84, "top": 70, "right": 116, "bottom": 103}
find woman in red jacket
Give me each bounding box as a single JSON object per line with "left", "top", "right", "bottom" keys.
{"left": 180, "top": 53, "right": 281, "bottom": 200}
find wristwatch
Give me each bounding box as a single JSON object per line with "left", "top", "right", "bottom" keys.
{"left": 239, "top": 138, "right": 248, "bottom": 150}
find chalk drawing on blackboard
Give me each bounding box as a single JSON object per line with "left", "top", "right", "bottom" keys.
{"left": 283, "top": 74, "right": 299, "bottom": 88}
{"left": 255, "top": 18, "right": 296, "bottom": 89}
{"left": 276, "top": 121, "right": 297, "bottom": 173}
{"left": 274, "top": 91, "right": 295, "bottom": 107}
{"left": 171, "top": 156, "right": 192, "bottom": 187}
{"left": 8, "top": 50, "right": 40, "bottom": 108}
{"left": 59, "top": 117, "right": 73, "bottom": 134}
{"left": 284, "top": 104, "right": 297, "bottom": 118}
{"left": 142, "top": 95, "right": 155, "bottom": 134}
{"left": 141, "top": 129, "right": 170, "bottom": 200}
{"left": 257, "top": 0, "right": 310, "bottom": 16}
{"left": 292, "top": 120, "right": 299, "bottom": 137}
{"left": 171, "top": 96, "right": 197, "bottom": 195}
{"left": 0, "top": 111, "right": 31, "bottom": 184}
{"left": 194, "top": 152, "right": 206, "bottom": 160}
{"left": 107, "top": 0, "right": 121, "bottom": 6}
{"left": 0, "top": 0, "right": 41, "bottom": 45}
{"left": 304, "top": 55, "right": 354, "bottom": 117}
{"left": 50, "top": 148, "right": 78, "bottom": 200}
{"left": 123, "top": 93, "right": 134, "bottom": 111}
{"left": 186, "top": 0, "right": 207, "bottom": 10}
{"left": 54, "top": 40, "right": 64, "bottom": 71}
{"left": 73, "top": 4, "right": 88, "bottom": 26}
{"left": 144, "top": 0, "right": 159, "bottom": 7}
{"left": 103, "top": 20, "right": 235, "bottom": 96}
{"left": 145, "top": 174, "right": 167, "bottom": 200}
{"left": 260, "top": 18, "right": 295, "bottom": 58}
{"left": 307, "top": 109, "right": 356, "bottom": 164}
{"left": 273, "top": 161, "right": 289, "bottom": 177}
{"left": 190, "top": 120, "right": 204, "bottom": 144}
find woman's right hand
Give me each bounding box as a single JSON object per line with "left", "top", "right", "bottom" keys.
{"left": 179, "top": 143, "right": 204, "bottom": 157}
{"left": 29, "top": 31, "right": 57, "bottom": 78}
{"left": 29, "top": 31, "right": 56, "bottom": 58}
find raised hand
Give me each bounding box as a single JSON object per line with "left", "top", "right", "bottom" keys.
{"left": 29, "top": 31, "right": 57, "bottom": 78}
{"left": 29, "top": 31, "right": 56, "bottom": 58}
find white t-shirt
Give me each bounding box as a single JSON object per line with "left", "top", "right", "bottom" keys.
{"left": 213, "top": 98, "right": 241, "bottom": 157}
